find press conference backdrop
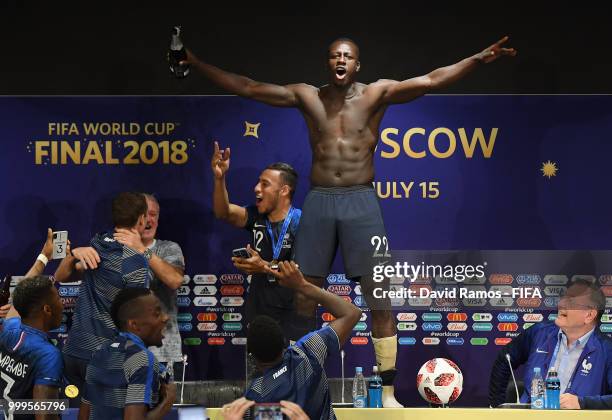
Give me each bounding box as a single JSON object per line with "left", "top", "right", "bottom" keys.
{"left": 0, "top": 96, "right": 611, "bottom": 406}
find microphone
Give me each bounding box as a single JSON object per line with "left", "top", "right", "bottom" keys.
{"left": 341, "top": 350, "right": 345, "bottom": 404}
{"left": 496, "top": 353, "right": 529, "bottom": 408}
{"left": 505, "top": 353, "right": 520, "bottom": 404}
{"left": 180, "top": 354, "right": 188, "bottom": 404}
{"left": 333, "top": 350, "right": 352, "bottom": 407}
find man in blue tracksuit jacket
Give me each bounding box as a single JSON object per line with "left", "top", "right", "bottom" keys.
{"left": 489, "top": 279, "right": 612, "bottom": 409}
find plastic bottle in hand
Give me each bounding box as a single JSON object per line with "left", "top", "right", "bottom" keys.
{"left": 168, "top": 26, "right": 189, "bottom": 78}
{"left": 530, "top": 367, "right": 545, "bottom": 409}
{"left": 352, "top": 367, "right": 367, "bottom": 408}
{"left": 545, "top": 367, "right": 560, "bottom": 409}
{"left": 368, "top": 365, "right": 383, "bottom": 408}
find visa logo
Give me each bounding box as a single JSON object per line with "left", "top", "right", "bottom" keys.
{"left": 446, "top": 338, "right": 465, "bottom": 346}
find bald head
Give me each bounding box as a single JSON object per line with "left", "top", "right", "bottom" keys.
{"left": 328, "top": 37, "right": 360, "bottom": 60}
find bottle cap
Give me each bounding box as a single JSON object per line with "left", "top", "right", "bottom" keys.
{"left": 534, "top": 367, "right": 541, "bottom": 373}
{"left": 355, "top": 367, "right": 362, "bottom": 373}
{"left": 373, "top": 365, "right": 378, "bottom": 373}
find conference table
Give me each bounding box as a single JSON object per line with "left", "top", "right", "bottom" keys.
{"left": 61, "top": 407, "right": 610, "bottom": 419}
{"left": 204, "top": 407, "right": 611, "bottom": 419}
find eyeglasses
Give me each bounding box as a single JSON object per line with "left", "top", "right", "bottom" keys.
{"left": 557, "top": 296, "right": 595, "bottom": 310}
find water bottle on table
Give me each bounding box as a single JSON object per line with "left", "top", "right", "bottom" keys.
{"left": 368, "top": 366, "right": 383, "bottom": 408}
{"left": 530, "top": 367, "right": 545, "bottom": 409}
{"left": 352, "top": 367, "right": 367, "bottom": 408}
{"left": 545, "top": 367, "right": 560, "bottom": 409}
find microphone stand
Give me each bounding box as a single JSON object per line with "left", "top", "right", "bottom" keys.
{"left": 180, "top": 354, "right": 188, "bottom": 404}
{"left": 341, "top": 350, "right": 345, "bottom": 404}
{"left": 496, "top": 353, "right": 529, "bottom": 409}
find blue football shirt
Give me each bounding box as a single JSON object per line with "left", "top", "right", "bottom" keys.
{"left": 0, "top": 318, "right": 63, "bottom": 419}
{"left": 84, "top": 332, "right": 166, "bottom": 420}
{"left": 63, "top": 231, "right": 150, "bottom": 361}
{"left": 245, "top": 326, "right": 340, "bottom": 420}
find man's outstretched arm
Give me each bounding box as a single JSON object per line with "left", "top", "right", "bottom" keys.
{"left": 376, "top": 36, "right": 517, "bottom": 104}
{"left": 185, "top": 50, "right": 307, "bottom": 107}
{"left": 211, "top": 141, "right": 247, "bottom": 228}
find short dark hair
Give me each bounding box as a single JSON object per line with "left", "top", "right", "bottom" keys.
{"left": 12, "top": 276, "right": 55, "bottom": 318}
{"left": 112, "top": 192, "right": 147, "bottom": 228}
{"left": 328, "top": 37, "right": 360, "bottom": 59}
{"left": 247, "top": 315, "right": 285, "bottom": 363}
{"left": 566, "top": 278, "right": 606, "bottom": 322}
{"left": 265, "top": 162, "right": 298, "bottom": 199}
{"left": 110, "top": 288, "right": 153, "bottom": 330}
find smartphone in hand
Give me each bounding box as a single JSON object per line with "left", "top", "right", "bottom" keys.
{"left": 253, "top": 403, "right": 283, "bottom": 420}
{"left": 52, "top": 231, "right": 68, "bottom": 259}
{"left": 232, "top": 247, "right": 251, "bottom": 259}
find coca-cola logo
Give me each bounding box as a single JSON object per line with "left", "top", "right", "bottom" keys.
{"left": 220, "top": 286, "right": 245, "bottom": 296}
{"left": 489, "top": 274, "right": 514, "bottom": 285}
{"left": 350, "top": 337, "right": 369, "bottom": 345}
{"left": 517, "top": 297, "right": 542, "bottom": 307}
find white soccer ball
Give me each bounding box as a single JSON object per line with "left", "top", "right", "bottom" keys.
{"left": 416, "top": 358, "right": 463, "bottom": 405}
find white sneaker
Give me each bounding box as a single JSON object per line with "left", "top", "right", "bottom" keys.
{"left": 382, "top": 385, "right": 404, "bottom": 407}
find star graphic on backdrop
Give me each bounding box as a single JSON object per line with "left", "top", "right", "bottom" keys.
{"left": 243, "top": 121, "right": 261, "bottom": 139}
{"left": 541, "top": 160, "right": 558, "bottom": 179}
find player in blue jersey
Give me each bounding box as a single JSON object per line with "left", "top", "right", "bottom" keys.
{"left": 244, "top": 261, "right": 361, "bottom": 419}
{"left": 0, "top": 276, "right": 64, "bottom": 420}
{"left": 79, "top": 288, "right": 175, "bottom": 420}
{"left": 56, "top": 192, "right": 152, "bottom": 404}
{"left": 212, "top": 142, "right": 311, "bottom": 341}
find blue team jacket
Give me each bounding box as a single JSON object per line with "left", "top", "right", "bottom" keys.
{"left": 507, "top": 321, "right": 612, "bottom": 409}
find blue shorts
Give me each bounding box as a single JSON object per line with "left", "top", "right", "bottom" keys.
{"left": 294, "top": 185, "right": 390, "bottom": 279}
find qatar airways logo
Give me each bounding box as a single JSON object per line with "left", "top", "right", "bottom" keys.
{"left": 327, "top": 285, "right": 352, "bottom": 295}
